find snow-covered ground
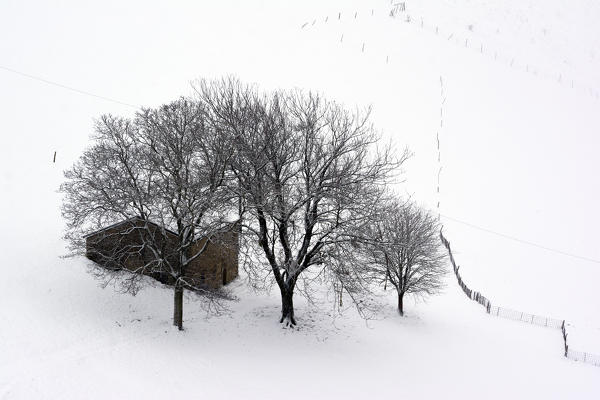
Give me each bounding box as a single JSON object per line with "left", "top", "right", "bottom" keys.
{"left": 1, "top": 258, "right": 598, "bottom": 399}
{"left": 1, "top": 0, "right": 599, "bottom": 398}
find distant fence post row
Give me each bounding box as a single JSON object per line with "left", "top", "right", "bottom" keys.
{"left": 440, "top": 230, "right": 600, "bottom": 368}
{"left": 300, "top": 5, "right": 600, "bottom": 101}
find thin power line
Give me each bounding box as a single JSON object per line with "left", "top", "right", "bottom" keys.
{"left": 4, "top": 65, "right": 597, "bottom": 265}
{"left": 0, "top": 65, "right": 138, "bottom": 108}
{"left": 440, "top": 213, "right": 600, "bottom": 264}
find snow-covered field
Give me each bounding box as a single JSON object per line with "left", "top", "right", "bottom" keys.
{"left": 1, "top": 0, "right": 599, "bottom": 398}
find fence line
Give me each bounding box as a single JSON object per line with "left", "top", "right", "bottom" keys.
{"left": 567, "top": 348, "right": 600, "bottom": 367}
{"left": 562, "top": 320, "right": 569, "bottom": 357}
{"left": 301, "top": 3, "right": 600, "bottom": 370}
{"left": 489, "top": 305, "right": 563, "bottom": 329}
{"left": 561, "top": 322, "right": 600, "bottom": 367}
{"left": 436, "top": 76, "right": 444, "bottom": 221}
{"left": 300, "top": 4, "right": 600, "bottom": 101}
{"left": 440, "top": 230, "right": 600, "bottom": 368}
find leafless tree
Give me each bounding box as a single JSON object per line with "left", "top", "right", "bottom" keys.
{"left": 61, "top": 97, "right": 235, "bottom": 330}
{"left": 365, "top": 199, "right": 447, "bottom": 316}
{"left": 195, "top": 77, "right": 408, "bottom": 325}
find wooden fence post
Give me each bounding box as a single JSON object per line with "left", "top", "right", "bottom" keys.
{"left": 561, "top": 320, "right": 568, "bottom": 357}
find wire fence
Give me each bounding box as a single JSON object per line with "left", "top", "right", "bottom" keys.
{"left": 304, "top": 1, "right": 600, "bottom": 370}
{"left": 440, "top": 230, "right": 600, "bottom": 368}
{"left": 300, "top": 3, "right": 600, "bottom": 101}
{"left": 561, "top": 321, "right": 600, "bottom": 367}
{"left": 436, "top": 76, "right": 444, "bottom": 221}
{"left": 440, "top": 231, "right": 487, "bottom": 309}
{"left": 567, "top": 349, "right": 600, "bottom": 367}
{"left": 489, "top": 305, "right": 563, "bottom": 329}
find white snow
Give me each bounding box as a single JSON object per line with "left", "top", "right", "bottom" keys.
{"left": 1, "top": 0, "right": 599, "bottom": 398}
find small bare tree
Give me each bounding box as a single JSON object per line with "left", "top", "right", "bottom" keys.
{"left": 61, "top": 97, "right": 235, "bottom": 330}
{"left": 366, "top": 199, "right": 447, "bottom": 316}
{"left": 195, "top": 77, "right": 408, "bottom": 325}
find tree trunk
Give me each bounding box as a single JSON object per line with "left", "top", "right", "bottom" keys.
{"left": 397, "top": 292, "right": 404, "bottom": 316}
{"left": 279, "top": 284, "right": 296, "bottom": 326}
{"left": 174, "top": 285, "right": 184, "bottom": 331}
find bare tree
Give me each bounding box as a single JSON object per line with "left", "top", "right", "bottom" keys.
{"left": 195, "top": 77, "right": 408, "bottom": 325}
{"left": 365, "top": 199, "right": 447, "bottom": 316}
{"left": 61, "top": 97, "right": 235, "bottom": 330}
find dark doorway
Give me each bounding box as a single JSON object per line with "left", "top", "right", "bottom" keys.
{"left": 222, "top": 268, "right": 227, "bottom": 285}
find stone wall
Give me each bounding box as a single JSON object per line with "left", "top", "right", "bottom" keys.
{"left": 85, "top": 218, "right": 239, "bottom": 290}
{"left": 185, "top": 228, "right": 239, "bottom": 289}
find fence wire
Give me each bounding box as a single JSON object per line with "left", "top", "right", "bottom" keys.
{"left": 300, "top": 4, "right": 600, "bottom": 101}
{"left": 567, "top": 349, "right": 600, "bottom": 367}
{"left": 440, "top": 230, "right": 600, "bottom": 368}
{"left": 489, "top": 306, "right": 563, "bottom": 329}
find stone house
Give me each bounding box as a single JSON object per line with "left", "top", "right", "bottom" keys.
{"left": 84, "top": 216, "right": 238, "bottom": 289}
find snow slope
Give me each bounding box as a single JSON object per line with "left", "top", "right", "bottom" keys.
{"left": 1, "top": 0, "right": 599, "bottom": 398}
